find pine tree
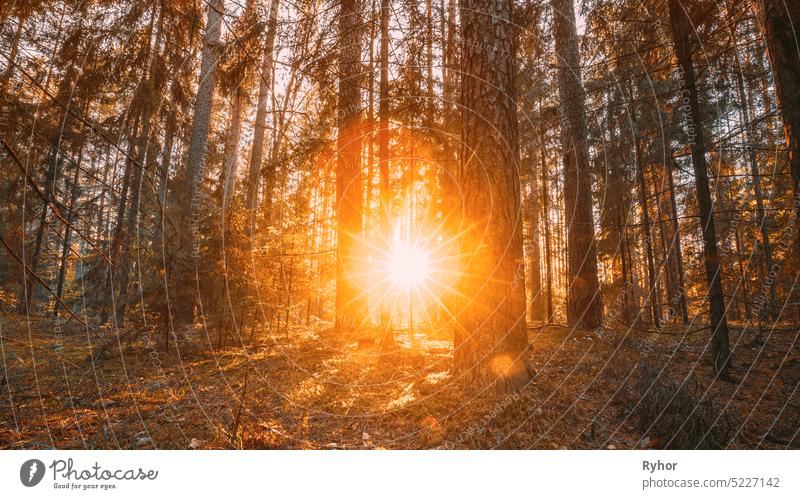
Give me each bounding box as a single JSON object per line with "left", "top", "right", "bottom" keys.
{"left": 668, "top": 0, "right": 732, "bottom": 377}
{"left": 335, "top": 0, "right": 368, "bottom": 333}
{"left": 454, "top": 0, "right": 532, "bottom": 391}
{"left": 552, "top": 0, "right": 603, "bottom": 330}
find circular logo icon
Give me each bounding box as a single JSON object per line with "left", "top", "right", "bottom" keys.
{"left": 20, "top": 459, "right": 45, "bottom": 487}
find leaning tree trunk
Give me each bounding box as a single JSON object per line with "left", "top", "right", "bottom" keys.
{"left": 552, "top": 0, "right": 603, "bottom": 330}
{"left": 245, "top": 0, "right": 280, "bottom": 226}
{"left": 454, "top": 0, "right": 532, "bottom": 392}
{"left": 730, "top": 24, "right": 777, "bottom": 319}
{"left": 175, "top": 0, "right": 224, "bottom": 325}
{"left": 221, "top": 0, "right": 255, "bottom": 213}
{"left": 0, "top": 11, "right": 27, "bottom": 98}
{"left": 335, "top": 0, "right": 367, "bottom": 333}
{"left": 117, "top": 5, "right": 162, "bottom": 325}
{"left": 668, "top": 0, "right": 732, "bottom": 377}
{"left": 19, "top": 151, "right": 60, "bottom": 313}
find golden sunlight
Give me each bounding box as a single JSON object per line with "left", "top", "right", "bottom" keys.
{"left": 386, "top": 241, "right": 431, "bottom": 289}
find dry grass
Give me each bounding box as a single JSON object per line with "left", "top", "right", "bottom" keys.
{"left": 0, "top": 317, "right": 798, "bottom": 449}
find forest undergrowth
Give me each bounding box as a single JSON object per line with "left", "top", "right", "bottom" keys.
{"left": 1, "top": 317, "right": 797, "bottom": 450}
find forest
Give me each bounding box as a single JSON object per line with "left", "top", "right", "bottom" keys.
{"left": 0, "top": 0, "right": 798, "bottom": 449}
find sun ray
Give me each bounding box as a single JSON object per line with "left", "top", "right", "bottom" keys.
{"left": 386, "top": 241, "right": 431, "bottom": 290}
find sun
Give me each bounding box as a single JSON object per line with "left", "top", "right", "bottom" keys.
{"left": 386, "top": 241, "right": 431, "bottom": 289}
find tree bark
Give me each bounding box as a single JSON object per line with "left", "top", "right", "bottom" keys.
{"left": 335, "top": 0, "right": 367, "bottom": 333}
{"left": 632, "top": 125, "right": 661, "bottom": 327}
{"left": 365, "top": 0, "right": 376, "bottom": 247}
{"left": 654, "top": 164, "right": 676, "bottom": 321}
{"left": 426, "top": 0, "right": 434, "bottom": 126}
{"left": 552, "top": 0, "right": 603, "bottom": 330}
{"left": 183, "top": 0, "right": 223, "bottom": 218}
{"left": 153, "top": 109, "right": 176, "bottom": 249}
{"left": 666, "top": 156, "right": 689, "bottom": 323}
{"left": 19, "top": 151, "right": 61, "bottom": 313}
{"left": 527, "top": 153, "right": 543, "bottom": 323}
{"left": 757, "top": 0, "right": 800, "bottom": 249}
{"left": 539, "top": 100, "right": 554, "bottom": 322}
{"left": 53, "top": 148, "right": 84, "bottom": 319}
{"left": 175, "top": 0, "right": 225, "bottom": 324}
{"left": 222, "top": 87, "right": 244, "bottom": 212}
{"left": 222, "top": 0, "right": 256, "bottom": 213}
{"left": 378, "top": 0, "right": 395, "bottom": 345}
{"left": 668, "top": 0, "right": 732, "bottom": 377}
{"left": 245, "top": 0, "right": 280, "bottom": 226}
{"left": 454, "top": 0, "right": 532, "bottom": 392}
{"left": 119, "top": 9, "right": 162, "bottom": 325}
{"left": 435, "top": 0, "right": 460, "bottom": 336}
{"left": 730, "top": 4, "right": 775, "bottom": 316}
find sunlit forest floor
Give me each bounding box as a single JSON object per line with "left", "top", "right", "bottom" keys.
{"left": 1, "top": 317, "right": 798, "bottom": 449}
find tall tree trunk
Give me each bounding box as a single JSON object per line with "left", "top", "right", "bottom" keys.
{"left": 435, "top": 0, "right": 460, "bottom": 336}
{"left": 527, "top": 153, "right": 543, "bottom": 322}
{"left": 539, "top": 102, "right": 554, "bottom": 322}
{"left": 654, "top": 165, "right": 676, "bottom": 320}
{"left": 222, "top": 0, "right": 255, "bottom": 213}
{"left": 101, "top": 116, "right": 138, "bottom": 324}
{"left": 444, "top": 0, "right": 457, "bottom": 109}
{"left": 632, "top": 128, "right": 661, "bottom": 327}
{"left": 552, "top": 0, "right": 602, "bottom": 330}
{"left": 603, "top": 93, "right": 632, "bottom": 321}
{"left": 454, "top": 0, "right": 532, "bottom": 391}
{"left": 18, "top": 151, "right": 61, "bottom": 313}
{"left": 668, "top": 0, "right": 732, "bottom": 377}
{"left": 666, "top": 156, "right": 689, "bottom": 323}
{"left": 175, "top": 0, "right": 224, "bottom": 324}
{"left": 734, "top": 219, "right": 752, "bottom": 320}
{"left": 110, "top": 115, "right": 140, "bottom": 265}
{"left": 336, "top": 0, "right": 367, "bottom": 333}
{"left": 223, "top": 87, "right": 244, "bottom": 212}
{"left": 116, "top": 113, "right": 150, "bottom": 325}
{"left": 619, "top": 207, "right": 632, "bottom": 321}
{"left": 20, "top": 34, "right": 79, "bottom": 312}
{"left": 183, "top": 0, "right": 223, "bottom": 214}
{"left": 53, "top": 148, "right": 84, "bottom": 319}
{"left": 426, "top": 0, "right": 434, "bottom": 126}
{"left": 96, "top": 148, "right": 111, "bottom": 242}
{"left": 0, "top": 11, "right": 27, "bottom": 98}
{"left": 757, "top": 0, "right": 800, "bottom": 249}
{"left": 378, "top": 0, "right": 395, "bottom": 345}
{"left": 153, "top": 110, "right": 176, "bottom": 248}
{"left": 118, "top": 9, "right": 161, "bottom": 325}
{"left": 245, "top": 0, "right": 281, "bottom": 227}
{"left": 365, "top": 0, "right": 376, "bottom": 246}
{"left": 728, "top": 7, "right": 777, "bottom": 318}
{"left": 439, "top": 0, "right": 446, "bottom": 110}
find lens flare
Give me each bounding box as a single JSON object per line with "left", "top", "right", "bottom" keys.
{"left": 387, "top": 241, "right": 431, "bottom": 289}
